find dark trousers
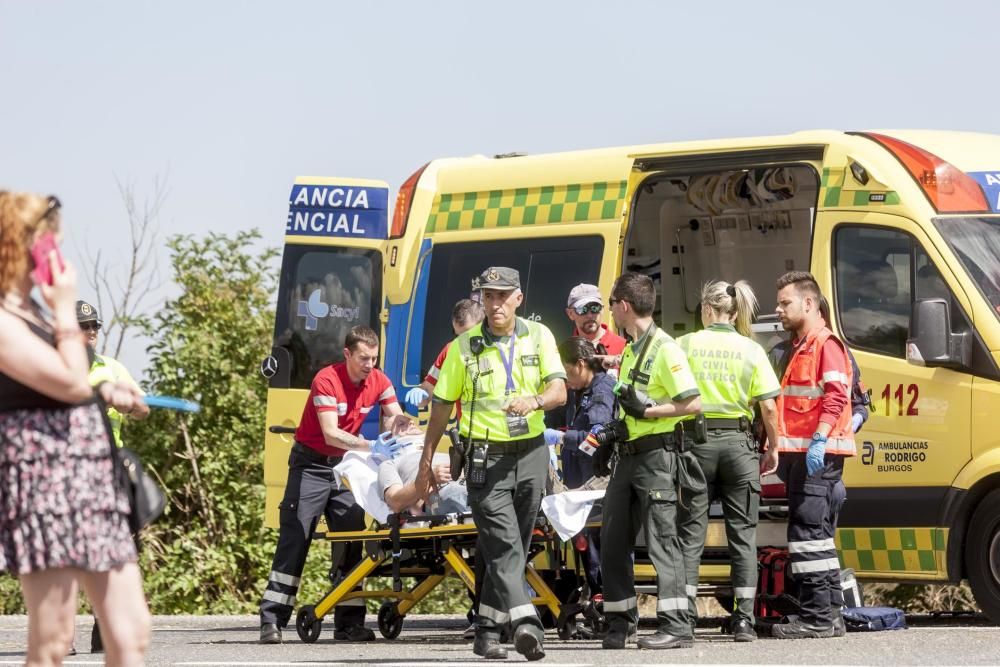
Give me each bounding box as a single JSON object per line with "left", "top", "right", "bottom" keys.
{"left": 259, "top": 444, "right": 366, "bottom": 629}
{"left": 782, "top": 452, "right": 847, "bottom": 625}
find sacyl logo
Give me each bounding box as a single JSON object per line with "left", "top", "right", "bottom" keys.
{"left": 296, "top": 289, "right": 360, "bottom": 330}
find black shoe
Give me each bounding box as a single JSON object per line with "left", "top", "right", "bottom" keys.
{"left": 602, "top": 627, "right": 636, "bottom": 649}
{"left": 831, "top": 610, "right": 847, "bottom": 638}
{"left": 732, "top": 618, "right": 756, "bottom": 642}
{"left": 334, "top": 625, "right": 376, "bottom": 641}
{"left": 636, "top": 631, "right": 693, "bottom": 650}
{"left": 473, "top": 635, "right": 508, "bottom": 660}
{"left": 513, "top": 625, "right": 545, "bottom": 662}
{"left": 259, "top": 623, "right": 282, "bottom": 644}
{"left": 91, "top": 621, "right": 104, "bottom": 654}
{"left": 771, "top": 617, "right": 835, "bottom": 639}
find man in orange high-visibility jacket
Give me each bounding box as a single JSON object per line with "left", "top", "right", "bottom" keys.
{"left": 771, "top": 271, "right": 855, "bottom": 641}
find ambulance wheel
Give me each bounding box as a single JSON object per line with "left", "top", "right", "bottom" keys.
{"left": 378, "top": 601, "right": 404, "bottom": 639}
{"left": 295, "top": 605, "right": 322, "bottom": 643}
{"left": 966, "top": 488, "right": 1000, "bottom": 623}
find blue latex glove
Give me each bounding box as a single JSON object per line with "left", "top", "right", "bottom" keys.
{"left": 543, "top": 428, "right": 563, "bottom": 446}
{"left": 404, "top": 386, "right": 429, "bottom": 408}
{"left": 369, "top": 431, "right": 401, "bottom": 461}
{"left": 851, "top": 413, "right": 864, "bottom": 434}
{"left": 806, "top": 434, "right": 827, "bottom": 476}
{"left": 547, "top": 444, "right": 561, "bottom": 480}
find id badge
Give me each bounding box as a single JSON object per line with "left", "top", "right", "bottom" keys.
{"left": 505, "top": 413, "right": 529, "bottom": 438}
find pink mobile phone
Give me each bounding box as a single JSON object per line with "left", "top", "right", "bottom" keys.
{"left": 30, "top": 232, "right": 65, "bottom": 286}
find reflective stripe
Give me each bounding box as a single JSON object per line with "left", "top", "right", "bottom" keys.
{"left": 263, "top": 589, "right": 296, "bottom": 607}
{"left": 359, "top": 406, "right": 372, "bottom": 414}
{"left": 337, "top": 403, "right": 348, "bottom": 416}
{"left": 656, "top": 597, "right": 688, "bottom": 611}
{"left": 822, "top": 370, "right": 850, "bottom": 386}
{"left": 428, "top": 366, "right": 440, "bottom": 379}
{"left": 790, "top": 557, "right": 841, "bottom": 574}
{"left": 782, "top": 385, "right": 823, "bottom": 398}
{"left": 509, "top": 603, "right": 538, "bottom": 621}
{"left": 779, "top": 435, "right": 856, "bottom": 455}
{"left": 313, "top": 395, "right": 339, "bottom": 406}
{"left": 478, "top": 603, "right": 510, "bottom": 624}
{"left": 789, "top": 538, "right": 837, "bottom": 554}
{"left": 268, "top": 570, "right": 300, "bottom": 587}
{"left": 379, "top": 387, "right": 396, "bottom": 401}
{"left": 685, "top": 585, "right": 698, "bottom": 597}
{"left": 337, "top": 598, "right": 366, "bottom": 607}
{"left": 603, "top": 596, "right": 637, "bottom": 612}
{"left": 734, "top": 587, "right": 757, "bottom": 599}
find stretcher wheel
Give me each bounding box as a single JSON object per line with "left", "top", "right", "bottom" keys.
{"left": 295, "top": 605, "right": 322, "bottom": 643}
{"left": 377, "top": 601, "right": 404, "bottom": 639}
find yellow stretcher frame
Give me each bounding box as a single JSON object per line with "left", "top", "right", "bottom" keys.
{"left": 294, "top": 518, "right": 566, "bottom": 642}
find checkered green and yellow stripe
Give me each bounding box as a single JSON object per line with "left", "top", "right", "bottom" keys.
{"left": 819, "top": 167, "right": 900, "bottom": 208}
{"left": 836, "top": 527, "right": 947, "bottom": 575}
{"left": 425, "top": 181, "right": 628, "bottom": 233}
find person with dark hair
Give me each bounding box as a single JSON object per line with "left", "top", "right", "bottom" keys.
{"left": 600, "top": 272, "right": 702, "bottom": 650}
{"left": 545, "top": 337, "right": 617, "bottom": 601}
{"left": 260, "top": 324, "right": 408, "bottom": 644}
{"left": 771, "top": 271, "right": 856, "bottom": 640}
{"left": 404, "top": 299, "right": 484, "bottom": 412}
{"left": 675, "top": 279, "right": 781, "bottom": 642}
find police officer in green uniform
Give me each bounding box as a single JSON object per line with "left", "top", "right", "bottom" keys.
{"left": 599, "top": 271, "right": 702, "bottom": 650}
{"left": 675, "top": 280, "right": 781, "bottom": 641}
{"left": 417, "top": 267, "right": 566, "bottom": 662}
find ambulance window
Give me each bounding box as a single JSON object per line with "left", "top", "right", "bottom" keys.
{"left": 419, "top": 235, "right": 604, "bottom": 374}
{"left": 271, "top": 245, "right": 382, "bottom": 389}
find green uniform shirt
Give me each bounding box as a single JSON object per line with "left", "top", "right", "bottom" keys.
{"left": 677, "top": 323, "right": 781, "bottom": 420}
{"left": 88, "top": 354, "right": 141, "bottom": 447}
{"left": 618, "top": 325, "right": 699, "bottom": 439}
{"left": 433, "top": 317, "right": 565, "bottom": 442}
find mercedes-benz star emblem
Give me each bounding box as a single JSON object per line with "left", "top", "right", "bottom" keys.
{"left": 260, "top": 355, "right": 278, "bottom": 378}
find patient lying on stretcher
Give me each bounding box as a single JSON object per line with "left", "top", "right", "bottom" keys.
{"left": 377, "top": 423, "right": 469, "bottom": 515}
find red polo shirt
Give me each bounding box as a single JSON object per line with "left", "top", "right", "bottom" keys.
{"left": 295, "top": 363, "right": 397, "bottom": 456}
{"left": 574, "top": 323, "right": 627, "bottom": 356}
{"left": 424, "top": 342, "right": 462, "bottom": 420}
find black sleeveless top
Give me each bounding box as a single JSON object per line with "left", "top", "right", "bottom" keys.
{"left": 0, "top": 309, "right": 96, "bottom": 411}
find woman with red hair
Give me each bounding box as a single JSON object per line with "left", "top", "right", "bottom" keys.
{"left": 0, "top": 191, "right": 150, "bottom": 666}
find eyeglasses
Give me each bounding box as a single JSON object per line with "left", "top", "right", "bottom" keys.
{"left": 79, "top": 321, "right": 101, "bottom": 332}
{"left": 608, "top": 297, "right": 627, "bottom": 307}
{"left": 36, "top": 195, "right": 61, "bottom": 225}
{"left": 572, "top": 303, "right": 603, "bottom": 315}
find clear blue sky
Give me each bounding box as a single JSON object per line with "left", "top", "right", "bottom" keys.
{"left": 3, "top": 0, "right": 998, "bottom": 375}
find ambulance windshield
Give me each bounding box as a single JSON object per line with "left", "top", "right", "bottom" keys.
{"left": 271, "top": 245, "right": 382, "bottom": 389}
{"left": 934, "top": 216, "right": 1000, "bottom": 321}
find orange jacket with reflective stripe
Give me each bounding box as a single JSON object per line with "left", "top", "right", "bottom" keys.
{"left": 777, "top": 326, "right": 856, "bottom": 457}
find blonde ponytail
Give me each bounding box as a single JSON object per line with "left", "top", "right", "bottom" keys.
{"left": 700, "top": 279, "right": 759, "bottom": 338}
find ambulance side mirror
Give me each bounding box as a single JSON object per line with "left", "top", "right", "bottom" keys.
{"left": 907, "top": 298, "right": 970, "bottom": 369}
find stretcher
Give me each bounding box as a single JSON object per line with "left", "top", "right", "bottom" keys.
{"left": 293, "top": 452, "right": 606, "bottom": 643}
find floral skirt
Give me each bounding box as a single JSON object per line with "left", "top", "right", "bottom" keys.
{"left": 0, "top": 402, "right": 136, "bottom": 575}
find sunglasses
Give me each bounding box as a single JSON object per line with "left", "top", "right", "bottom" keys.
{"left": 572, "top": 303, "right": 603, "bottom": 315}
{"left": 79, "top": 321, "right": 101, "bottom": 332}
{"left": 608, "top": 297, "right": 626, "bottom": 307}
{"left": 36, "top": 195, "right": 62, "bottom": 225}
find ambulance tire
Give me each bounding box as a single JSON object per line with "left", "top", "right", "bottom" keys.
{"left": 377, "top": 601, "right": 404, "bottom": 639}
{"left": 965, "top": 488, "right": 1000, "bottom": 624}
{"left": 295, "top": 605, "right": 322, "bottom": 643}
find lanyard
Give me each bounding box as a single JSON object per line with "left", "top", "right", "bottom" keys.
{"left": 495, "top": 336, "right": 517, "bottom": 395}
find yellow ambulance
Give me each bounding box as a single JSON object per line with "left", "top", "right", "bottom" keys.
{"left": 264, "top": 130, "right": 1000, "bottom": 621}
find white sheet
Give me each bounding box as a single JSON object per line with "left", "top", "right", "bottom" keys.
{"left": 333, "top": 452, "right": 606, "bottom": 540}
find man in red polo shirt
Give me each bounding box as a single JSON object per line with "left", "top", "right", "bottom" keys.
{"left": 565, "top": 283, "right": 626, "bottom": 357}
{"left": 260, "top": 325, "right": 407, "bottom": 644}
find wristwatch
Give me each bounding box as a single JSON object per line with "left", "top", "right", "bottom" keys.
{"left": 534, "top": 395, "right": 545, "bottom": 410}
{"left": 812, "top": 431, "right": 828, "bottom": 442}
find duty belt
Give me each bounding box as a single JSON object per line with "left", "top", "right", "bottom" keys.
{"left": 682, "top": 416, "right": 751, "bottom": 433}
{"left": 469, "top": 434, "right": 544, "bottom": 455}
{"left": 619, "top": 432, "right": 676, "bottom": 456}
{"left": 292, "top": 441, "right": 344, "bottom": 466}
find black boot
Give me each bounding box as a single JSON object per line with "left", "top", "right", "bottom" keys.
{"left": 513, "top": 625, "right": 545, "bottom": 661}
{"left": 473, "top": 634, "right": 508, "bottom": 660}
{"left": 259, "top": 623, "right": 282, "bottom": 644}
{"left": 636, "top": 631, "right": 693, "bottom": 650}
{"left": 771, "top": 617, "right": 835, "bottom": 639}
{"left": 732, "top": 618, "right": 756, "bottom": 642}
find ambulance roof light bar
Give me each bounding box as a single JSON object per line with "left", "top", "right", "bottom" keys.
{"left": 854, "top": 132, "right": 989, "bottom": 214}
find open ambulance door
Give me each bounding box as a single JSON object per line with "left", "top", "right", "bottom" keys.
{"left": 261, "top": 177, "right": 391, "bottom": 528}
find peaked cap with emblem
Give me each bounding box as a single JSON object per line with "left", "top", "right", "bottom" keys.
{"left": 76, "top": 300, "right": 101, "bottom": 323}
{"left": 472, "top": 266, "right": 520, "bottom": 291}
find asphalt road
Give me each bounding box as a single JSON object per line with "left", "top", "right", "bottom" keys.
{"left": 0, "top": 614, "right": 997, "bottom": 666}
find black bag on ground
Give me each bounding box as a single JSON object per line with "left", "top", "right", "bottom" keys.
{"left": 118, "top": 446, "right": 167, "bottom": 532}
{"left": 843, "top": 606, "right": 907, "bottom": 631}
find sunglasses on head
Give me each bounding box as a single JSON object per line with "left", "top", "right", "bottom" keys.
{"left": 79, "top": 321, "right": 101, "bottom": 332}
{"left": 572, "top": 303, "right": 603, "bottom": 315}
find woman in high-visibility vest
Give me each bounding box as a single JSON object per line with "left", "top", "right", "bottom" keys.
{"left": 675, "top": 280, "right": 782, "bottom": 643}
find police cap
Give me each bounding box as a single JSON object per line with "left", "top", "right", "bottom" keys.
{"left": 76, "top": 300, "right": 101, "bottom": 323}
{"left": 472, "top": 266, "right": 520, "bottom": 291}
